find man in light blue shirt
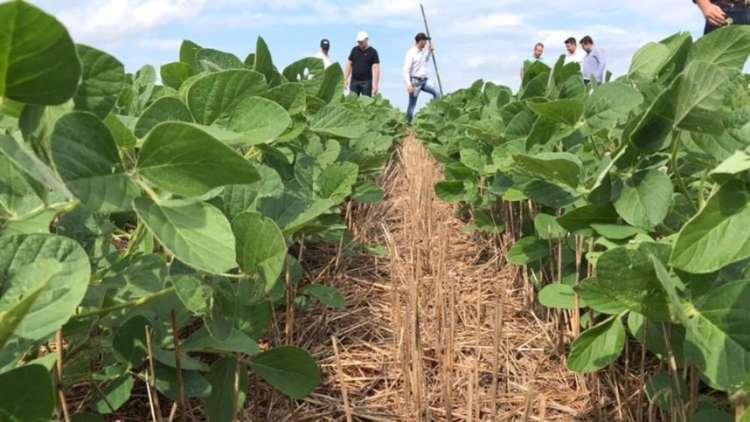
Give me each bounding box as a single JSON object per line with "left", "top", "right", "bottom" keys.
{"left": 580, "top": 36, "right": 606, "bottom": 85}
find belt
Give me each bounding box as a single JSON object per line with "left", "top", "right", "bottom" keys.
{"left": 411, "top": 76, "right": 428, "bottom": 81}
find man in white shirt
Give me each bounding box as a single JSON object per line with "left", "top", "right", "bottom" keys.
{"left": 403, "top": 32, "right": 441, "bottom": 124}
{"left": 316, "top": 39, "right": 333, "bottom": 69}
{"left": 563, "top": 37, "right": 585, "bottom": 66}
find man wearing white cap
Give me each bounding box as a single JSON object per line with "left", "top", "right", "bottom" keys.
{"left": 344, "top": 31, "right": 381, "bottom": 96}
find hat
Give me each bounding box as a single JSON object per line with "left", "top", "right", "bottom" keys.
{"left": 320, "top": 39, "right": 330, "bottom": 49}
{"left": 415, "top": 32, "right": 431, "bottom": 42}
{"left": 356, "top": 31, "right": 368, "bottom": 42}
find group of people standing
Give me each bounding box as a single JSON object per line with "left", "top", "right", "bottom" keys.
{"left": 314, "top": 31, "right": 440, "bottom": 124}
{"left": 524, "top": 36, "right": 606, "bottom": 86}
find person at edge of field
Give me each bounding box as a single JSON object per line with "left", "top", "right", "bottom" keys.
{"left": 403, "top": 32, "right": 441, "bottom": 125}
{"left": 317, "top": 38, "right": 333, "bottom": 69}
{"left": 695, "top": 0, "right": 750, "bottom": 34}
{"left": 580, "top": 36, "right": 606, "bottom": 86}
{"left": 521, "top": 42, "right": 546, "bottom": 79}
{"left": 563, "top": 37, "right": 585, "bottom": 66}
{"left": 343, "top": 31, "right": 381, "bottom": 97}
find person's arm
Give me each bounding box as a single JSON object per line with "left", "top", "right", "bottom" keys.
{"left": 403, "top": 50, "right": 414, "bottom": 93}
{"left": 344, "top": 48, "right": 354, "bottom": 89}
{"left": 696, "top": 0, "right": 727, "bottom": 26}
{"left": 372, "top": 63, "right": 381, "bottom": 95}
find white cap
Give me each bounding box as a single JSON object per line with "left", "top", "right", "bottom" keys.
{"left": 356, "top": 31, "right": 368, "bottom": 42}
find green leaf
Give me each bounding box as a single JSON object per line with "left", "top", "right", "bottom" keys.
{"left": 154, "top": 364, "right": 212, "bottom": 400}
{"left": 613, "top": 169, "right": 673, "bottom": 230}
{"left": 709, "top": 149, "right": 750, "bottom": 183}
{"left": 224, "top": 96, "right": 291, "bottom": 146}
{"left": 351, "top": 182, "right": 384, "bottom": 204}
{"left": 133, "top": 198, "right": 237, "bottom": 275}
{"left": 253, "top": 37, "right": 282, "bottom": 86}
{"left": 232, "top": 212, "right": 286, "bottom": 291}
{"left": 219, "top": 165, "right": 283, "bottom": 220}
{"left": 187, "top": 69, "right": 268, "bottom": 125}
{"left": 182, "top": 327, "right": 260, "bottom": 356}
{"left": 591, "top": 224, "right": 641, "bottom": 240}
{"left": 631, "top": 62, "right": 730, "bottom": 152}
{"left": 317, "top": 162, "right": 359, "bottom": 202}
{"left": 507, "top": 236, "right": 549, "bottom": 265}
{"left": 112, "top": 316, "right": 150, "bottom": 368}
{"left": 534, "top": 213, "right": 568, "bottom": 240}
{"left": 538, "top": 284, "right": 580, "bottom": 310}
{"left": 262, "top": 82, "right": 306, "bottom": 116}
{"left": 689, "top": 25, "right": 750, "bottom": 70}
{"left": 0, "top": 260, "right": 59, "bottom": 349}
{"left": 206, "top": 358, "right": 247, "bottom": 422}
{"left": 527, "top": 98, "right": 583, "bottom": 126}
{"left": 0, "top": 134, "right": 71, "bottom": 199}
{"left": 51, "top": 112, "right": 138, "bottom": 212}
{"left": 94, "top": 375, "right": 134, "bottom": 414}
{"left": 513, "top": 152, "right": 582, "bottom": 189}
{"left": 302, "top": 284, "right": 346, "bottom": 309}
{"left": 557, "top": 204, "right": 619, "bottom": 232}
{"left": 251, "top": 346, "right": 321, "bottom": 399}
{"left": 74, "top": 45, "right": 125, "bottom": 118}
{"left": 670, "top": 180, "right": 750, "bottom": 273}
{"left": 629, "top": 42, "right": 671, "bottom": 81}
{"left": 584, "top": 82, "right": 643, "bottom": 131}
{"left": 172, "top": 274, "right": 212, "bottom": 316}
{"left": 179, "top": 40, "right": 202, "bottom": 71}
{"left": 581, "top": 243, "right": 670, "bottom": 321}
{"left": 0, "top": 234, "right": 90, "bottom": 340}
{"left": 161, "top": 62, "right": 193, "bottom": 90}
{"left": 646, "top": 372, "right": 687, "bottom": 411}
{"left": 0, "top": 364, "right": 55, "bottom": 422}
{"left": 104, "top": 113, "right": 136, "bottom": 149}
{"left": 317, "top": 63, "right": 344, "bottom": 103}
{"left": 134, "top": 96, "right": 193, "bottom": 138}
{"left": 137, "top": 122, "right": 259, "bottom": 197}
{"left": 567, "top": 316, "right": 626, "bottom": 373}
{"left": 0, "top": 1, "right": 82, "bottom": 105}
{"left": 310, "top": 104, "right": 367, "bottom": 139}
{"left": 434, "top": 181, "right": 465, "bottom": 204}
{"left": 283, "top": 57, "right": 325, "bottom": 95}
{"left": 195, "top": 48, "right": 244, "bottom": 72}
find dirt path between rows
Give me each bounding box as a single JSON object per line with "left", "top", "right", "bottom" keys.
{"left": 257, "top": 135, "right": 626, "bottom": 421}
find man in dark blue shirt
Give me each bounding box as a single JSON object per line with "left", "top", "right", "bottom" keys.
{"left": 344, "top": 31, "right": 381, "bottom": 97}
{"left": 695, "top": 0, "right": 749, "bottom": 33}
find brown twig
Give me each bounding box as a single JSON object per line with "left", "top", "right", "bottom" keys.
{"left": 170, "top": 310, "right": 186, "bottom": 422}
{"left": 56, "top": 330, "right": 72, "bottom": 422}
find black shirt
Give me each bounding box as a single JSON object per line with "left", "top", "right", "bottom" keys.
{"left": 348, "top": 46, "right": 380, "bottom": 81}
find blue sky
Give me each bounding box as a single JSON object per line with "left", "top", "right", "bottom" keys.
{"left": 32, "top": 0, "right": 741, "bottom": 111}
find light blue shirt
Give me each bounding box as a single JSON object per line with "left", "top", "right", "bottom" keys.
{"left": 582, "top": 46, "right": 606, "bottom": 84}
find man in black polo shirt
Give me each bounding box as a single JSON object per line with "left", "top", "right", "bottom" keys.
{"left": 344, "top": 31, "right": 381, "bottom": 97}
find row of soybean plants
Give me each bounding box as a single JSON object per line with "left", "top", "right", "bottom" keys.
{"left": 415, "top": 26, "right": 750, "bottom": 420}
{"left": 0, "top": 1, "right": 405, "bottom": 421}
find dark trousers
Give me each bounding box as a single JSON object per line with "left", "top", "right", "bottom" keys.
{"left": 350, "top": 79, "right": 373, "bottom": 97}
{"left": 705, "top": 3, "right": 750, "bottom": 34}
{"left": 406, "top": 77, "right": 441, "bottom": 124}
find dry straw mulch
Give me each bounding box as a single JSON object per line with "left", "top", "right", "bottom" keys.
{"left": 254, "top": 135, "right": 644, "bottom": 421}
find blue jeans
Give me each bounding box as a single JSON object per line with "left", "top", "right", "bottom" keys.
{"left": 351, "top": 79, "right": 373, "bottom": 96}
{"left": 705, "top": 3, "right": 749, "bottom": 34}
{"left": 406, "top": 77, "right": 441, "bottom": 124}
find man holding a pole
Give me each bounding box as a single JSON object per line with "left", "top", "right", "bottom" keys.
{"left": 403, "top": 32, "right": 441, "bottom": 125}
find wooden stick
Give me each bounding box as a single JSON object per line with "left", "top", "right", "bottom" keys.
{"left": 56, "top": 330, "right": 72, "bottom": 422}
{"left": 145, "top": 326, "right": 163, "bottom": 422}
{"left": 331, "top": 336, "right": 353, "bottom": 422}
{"left": 171, "top": 310, "right": 187, "bottom": 422}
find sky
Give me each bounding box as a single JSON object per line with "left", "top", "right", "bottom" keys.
{"left": 31, "top": 0, "right": 737, "bottom": 111}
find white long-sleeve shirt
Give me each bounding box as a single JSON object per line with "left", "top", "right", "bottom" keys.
{"left": 564, "top": 49, "right": 585, "bottom": 65}
{"left": 316, "top": 51, "right": 333, "bottom": 69}
{"left": 402, "top": 46, "right": 431, "bottom": 86}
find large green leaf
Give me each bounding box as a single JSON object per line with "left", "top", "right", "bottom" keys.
{"left": 232, "top": 212, "right": 286, "bottom": 291}
{"left": 224, "top": 96, "right": 291, "bottom": 146}
{"left": 251, "top": 346, "right": 321, "bottom": 399}
{"left": 317, "top": 162, "right": 359, "bottom": 202}
{"left": 689, "top": 25, "right": 750, "bottom": 70}
{"left": 557, "top": 204, "right": 619, "bottom": 232}
{"left": 137, "top": 122, "right": 259, "bottom": 197}
{"left": 181, "top": 327, "right": 260, "bottom": 356}
{"left": 0, "top": 364, "right": 55, "bottom": 422}
{"left": 631, "top": 61, "right": 730, "bottom": 152}
{"left": 253, "top": 36, "right": 282, "bottom": 87}
{"left": 579, "top": 243, "right": 671, "bottom": 321}
{"left": 671, "top": 180, "right": 750, "bottom": 273}
{"left": 133, "top": 198, "right": 237, "bottom": 274}
{"left": 628, "top": 42, "right": 671, "bottom": 81}
{"left": 613, "top": 169, "right": 673, "bottom": 230}
{"left": 195, "top": 48, "right": 244, "bottom": 72}
{"left": 538, "top": 283, "right": 580, "bottom": 310}
{"left": 514, "top": 152, "right": 582, "bottom": 189}
{"left": 310, "top": 104, "right": 367, "bottom": 139}
{"left": 0, "top": 1, "right": 81, "bottom": 105}
{"left": 317, "top": 63, "right": 344, "bottom": 103}
{"left": 654, "top": 259, "right": 750, "bottom": 392}
{"left": 179, "top": 40, "right": 202, "bottom": 71}
{"left": 282, "top": 57, "right": 325, "bottom": 95}
{"left": 112, "top": 316, "right": 150, "bottom": 368}
{"left": 0, "top": 260, "right": 58, "bottom": 349}
{"left": 187, "top": 69, "right": 267, "bottom": 125}
{"left": 0, "top": 234, "right": 91, "bottom": 340}
{"left": 51, "top": 112, "right": 138, "bottom": 212}
{"left": 261, "top": 82, "right": 306, "bottom": 116}
{"left": 94, "top": 375, "right": 134, "bottom": 414}
{"left": 134, "top": 96, "right": 193, "bottom": 138}
{"left": 0, "top": 134, "right": 71, "bottom": 198}
{"left": 206, "top": 358, "right": 247, "bottom": 422}
{"left": 0, "top": 152, "right": 43, "bottom": 217}
{"left": 74, "top": 44, "right": 125, "bottom": 118}
{"left": 527, "top": 98, "right": 583, "bottom": 126}
{"left": 567, "top": 315, "right": 626, "bottom": 373}
{"left": 507, "top": 236, "right": 549, "bottom": 265}
{"left": 584, "top": 82, "right": 643, "bottom": 131}
{"left": 160, "top": 62, "right": 193, "bottom": 90}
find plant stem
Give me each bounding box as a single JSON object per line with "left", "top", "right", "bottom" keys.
{"left": 72, "top": 288, "right": 176, "bottom": 321}
{"left": 671, "top": 137, "right": 698, "bottom": 213}
{"left": 56, "top": 330, "right": 72, "bottom": 422}
{"left": 171, "top": 310, "right": 187, "bottom": 422}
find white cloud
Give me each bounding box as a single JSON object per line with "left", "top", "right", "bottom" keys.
{"left": 136, "top": 38, "right": 183, "bottom": 51}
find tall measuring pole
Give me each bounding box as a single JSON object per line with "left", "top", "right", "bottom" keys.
{"left": 420, "top": 3, "right": 444, "bottom": 97}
